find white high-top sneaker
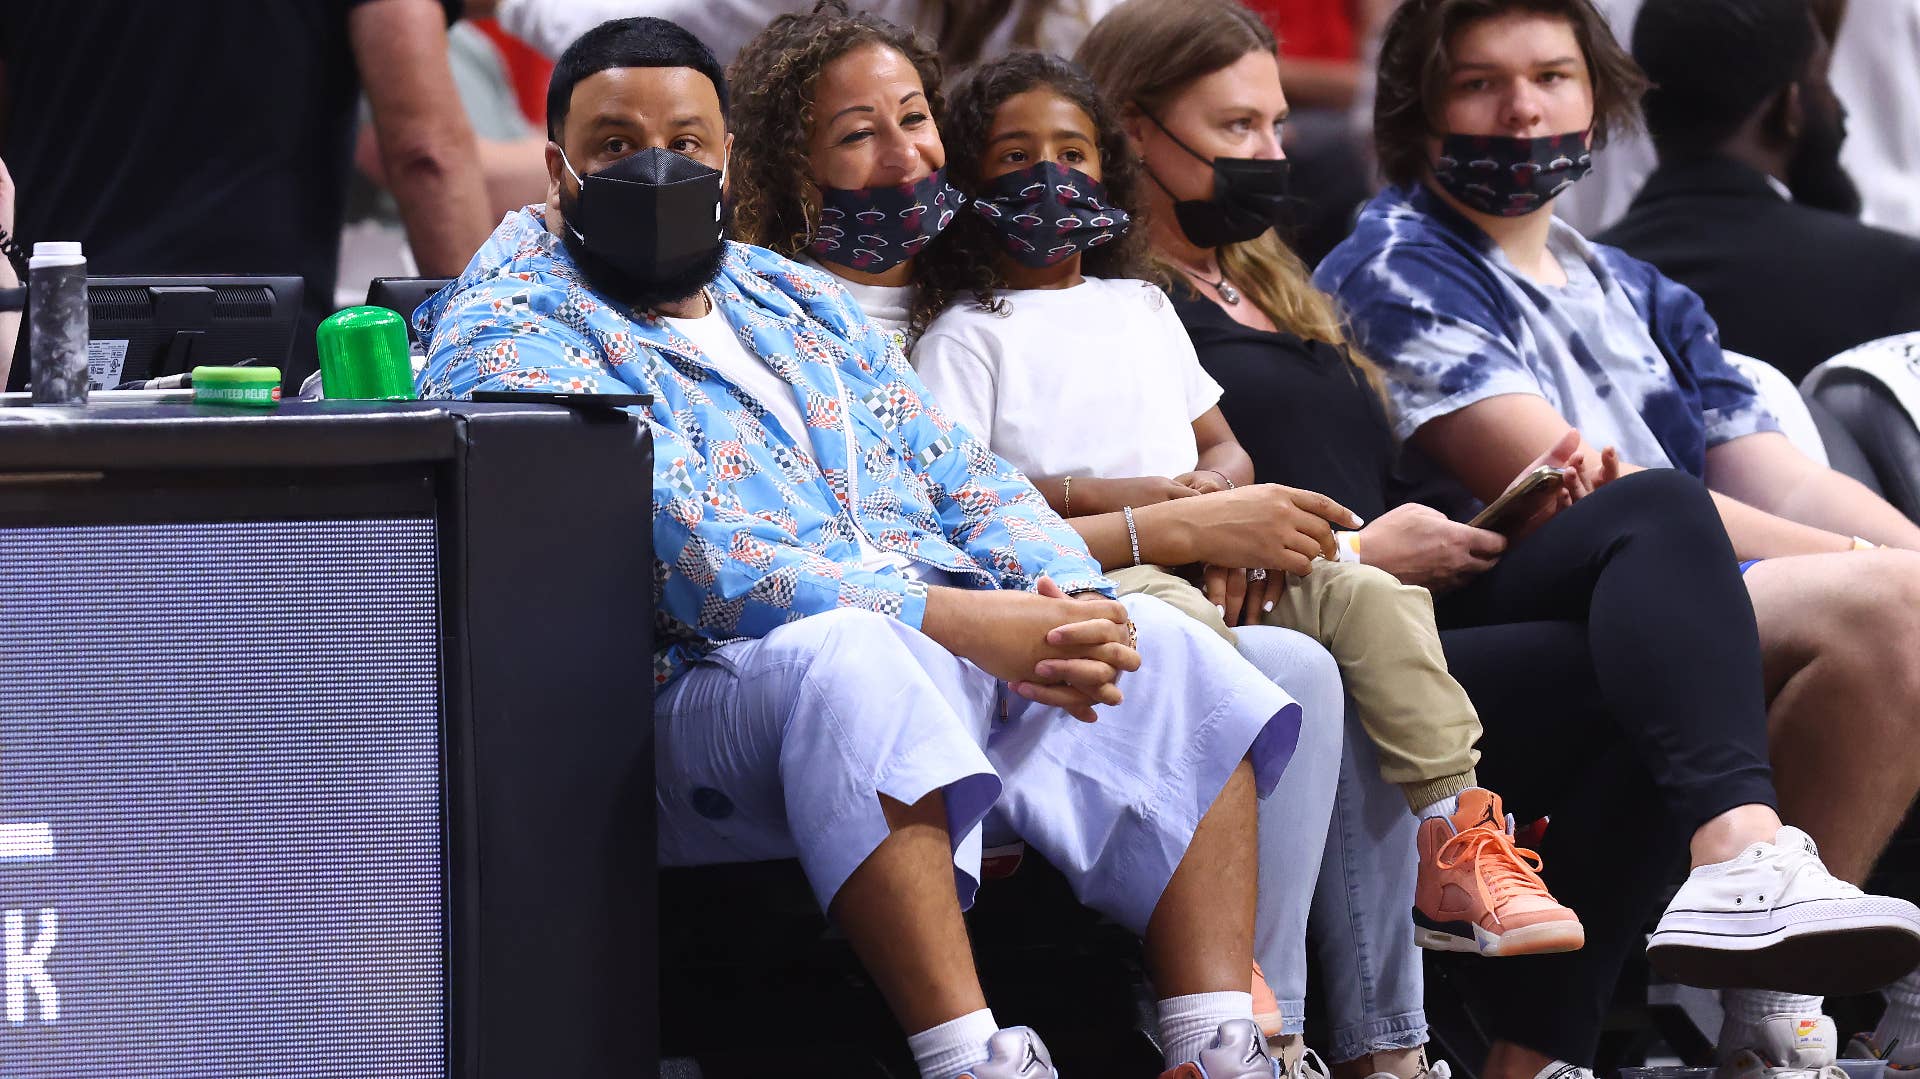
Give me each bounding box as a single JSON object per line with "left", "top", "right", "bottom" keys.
{"left": 1648, "top": 827, "right": 1920, "bottom": 994}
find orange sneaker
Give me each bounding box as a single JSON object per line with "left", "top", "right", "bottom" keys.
{"left": 1252, "top": 960, "right": 1283, "bottom": 1038}
{"left": 1413, "top": 788, "right": 1584, "bottom": 957}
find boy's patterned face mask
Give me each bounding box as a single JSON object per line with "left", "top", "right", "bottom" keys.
{"left": 1430, "top": 130, "right": 1593, "bottom": 217}
{"left": 967, "top": 161, "right": 1131, "bottom": 268}
{"left": 810, "top": 169, "right": 964, "bottom": 274}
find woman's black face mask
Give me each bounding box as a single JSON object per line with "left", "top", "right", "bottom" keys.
{"left": 1140, "top": 109, "right": 1293, "bottom": 248}
{"left": 810, "top": 170, "right": 965, "bottom": 274}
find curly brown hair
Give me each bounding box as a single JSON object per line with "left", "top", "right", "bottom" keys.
{"left": 909, "top": 51, "right": 1158, "bottom": 339}
{"left": 727, "top": 0, "right": 946, "bottom": 258}
{"left": 1374, "top": 0, "right": 1649, "bottom": 188}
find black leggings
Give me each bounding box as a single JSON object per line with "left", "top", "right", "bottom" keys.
{"left": 1434, "top": 467, "right": 1779, "bottom": 1063}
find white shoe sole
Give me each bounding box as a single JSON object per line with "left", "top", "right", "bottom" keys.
{"left": 1647, "top": 896, "right": 1920, "bottom": 994}
{"left": 1414, "top": 919, "right": 1585, "bottom": 957}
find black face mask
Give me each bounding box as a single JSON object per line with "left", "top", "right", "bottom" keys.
{"left": 1142, "top": 109, "right": 1292, "bottom": 248}
{"left": 810, "top": 170, "right": 964, "bottom": 274}
{"left": 560, "top": 147, "right": 727, "bottom": 308}
{"left": 968, "top": 161, "right": 1130, "bottom": 268}
{"left": 1430, "top": 131, "right": 1592, "bottom": 217}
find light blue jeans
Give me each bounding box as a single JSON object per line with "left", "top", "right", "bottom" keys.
{"left": 1239, "top": 625, "right": 1428, "bottom": 1063}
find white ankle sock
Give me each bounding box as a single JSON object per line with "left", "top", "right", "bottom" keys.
{"left": 1157, "top": 990, "right": 1253, "bottom": 1067}
{"left": 908, "top": 1008, "right": 1000, "bottom": 1079}
{"left": 1719, "top": 989, "right": 1824, "bottom": 1055}
{"left": 1416, "top": 794, "right": 1461, "bottom": 821}
{"left": 1874, "top": 968, "right": 1920, "bottom": 1065}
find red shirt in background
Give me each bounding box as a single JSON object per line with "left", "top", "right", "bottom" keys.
{"left": 1241, "top": 0, "right": 1357, "bottom": 61}
{"left": 473, "top": 18, "right": 554, "bottom": 128}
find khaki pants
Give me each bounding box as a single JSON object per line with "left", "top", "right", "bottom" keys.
{"left": 1108, "top": 561, "right": 1480, "bottom": 809}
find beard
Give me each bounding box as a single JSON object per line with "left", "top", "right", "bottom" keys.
{"left": 557, "top": 184, "right": 730, "bottom": 312}
{"left": 1787, "top": 104, "right": 1863, "bottom": 218}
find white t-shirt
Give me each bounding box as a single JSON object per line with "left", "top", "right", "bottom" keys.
{"left": 801, "top": 255, "right": 913, "bottom": 343}
{"left": 666, "top": 297, "right": 910, "bottom": 575}
{"left": 912, "top": 277, "right": 1222, "bottom": 481}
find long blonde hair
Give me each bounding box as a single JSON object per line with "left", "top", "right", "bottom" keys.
{"left": 1076, "top": 0, "right": 1383, "bottom": 391}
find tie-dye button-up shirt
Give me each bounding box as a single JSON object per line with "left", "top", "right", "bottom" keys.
{"left": 1316, "top": 185, "right": 1779, "bottom": 478}
{"left": 415, "top": 208, "right": 1111, "bottom": 685}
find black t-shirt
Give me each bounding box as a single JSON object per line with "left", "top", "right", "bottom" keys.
{"left": 1172, "top": 290, "right": 1396, "bottom": 523}
{"left": 0, "top": 0, "right": 455, "bottom": 383}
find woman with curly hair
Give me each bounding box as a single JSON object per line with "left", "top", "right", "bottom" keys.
{"left": 728, "top": 0, "right": 953, "bottom": 350}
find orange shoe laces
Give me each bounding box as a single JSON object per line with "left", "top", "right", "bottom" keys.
{"left": 1434, "top": 822, "right": 1552, "bottom": 919}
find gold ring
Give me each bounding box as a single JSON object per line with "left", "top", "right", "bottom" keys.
{"left": 1126, "top": 620, "right": 1139, "bottom": 648}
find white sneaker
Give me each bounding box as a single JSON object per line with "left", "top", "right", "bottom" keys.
{"left": 1526, "top": 1062, "right": 1593, "bottom": 1079}
{"left": 1717, "top": 1013, "right": 1848, "bottom": 1079}
{"left": 1351, "top": 1044, "right": 1451, "bottom": 1079}
{"left": 1285, "top": 1047, "right": 1331, "bottom": 1079}
{"left": 1647, "top": 827, "right": 1920, "bottom": 994}
{"left": 1356, "top": 1055, "right": 1452, "bottom": 1079}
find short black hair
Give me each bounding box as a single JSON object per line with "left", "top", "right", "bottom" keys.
{"left": 1634, "top": 0, "right": 1817, "bottom": 156}
{"left": 545, "top": 17, "right": 730, "bottom": 142}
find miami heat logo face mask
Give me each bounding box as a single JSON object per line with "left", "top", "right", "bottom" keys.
{"left": 967, "top": 161, "right": 1131, "bottom": 268}
{"left": 810, "top": 170, "right": 964, "bottom": 274}
{"left": 1431, "top": 130, "right": 1594, "bottom": 217}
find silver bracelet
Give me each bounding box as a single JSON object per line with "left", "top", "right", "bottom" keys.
{"left": 1123, "top": 505, "right": 1142, "bottom": 566}
{"left": 1205, "top": 468, "right": 1236, "bottom": 490}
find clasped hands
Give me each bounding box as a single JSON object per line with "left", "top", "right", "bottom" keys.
{"left": 929, "top": 576, "right": 1140, "bottom": 724}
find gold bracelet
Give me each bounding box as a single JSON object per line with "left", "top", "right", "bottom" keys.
{"left": 1063, "top": 475, "right": 1073, "bottom": 517}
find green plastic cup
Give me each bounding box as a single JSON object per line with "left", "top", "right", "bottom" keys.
{"left": 316, "top": 305, "right": 418, "bottom": 401}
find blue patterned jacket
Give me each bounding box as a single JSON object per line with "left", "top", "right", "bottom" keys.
{"left": 415, "top": 208, "right": 1112, "bottom": 684}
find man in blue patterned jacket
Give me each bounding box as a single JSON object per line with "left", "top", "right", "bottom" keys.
{"left": 417, "top": 17, "right": 1305, "bottom": 1079}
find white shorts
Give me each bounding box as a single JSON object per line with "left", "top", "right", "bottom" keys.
{"left": 653, "top": 593, "right": 1301, "bottom": 932}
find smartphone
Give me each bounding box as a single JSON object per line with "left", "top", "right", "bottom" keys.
{"left": 1469, "top": 466, "right": 1566, "bottom": 533}
{"left": 470, "top": 390, "right": 652, "bottom": 408}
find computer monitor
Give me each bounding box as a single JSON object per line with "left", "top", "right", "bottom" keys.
{"left": 4, "top": 275, "right": 303, "bottom": 392}
{"left": 0, "top": 400, "right": 656, "bottom": 1077}
{"left": 366, "top": 276, "right": 453, "bottom": 345}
